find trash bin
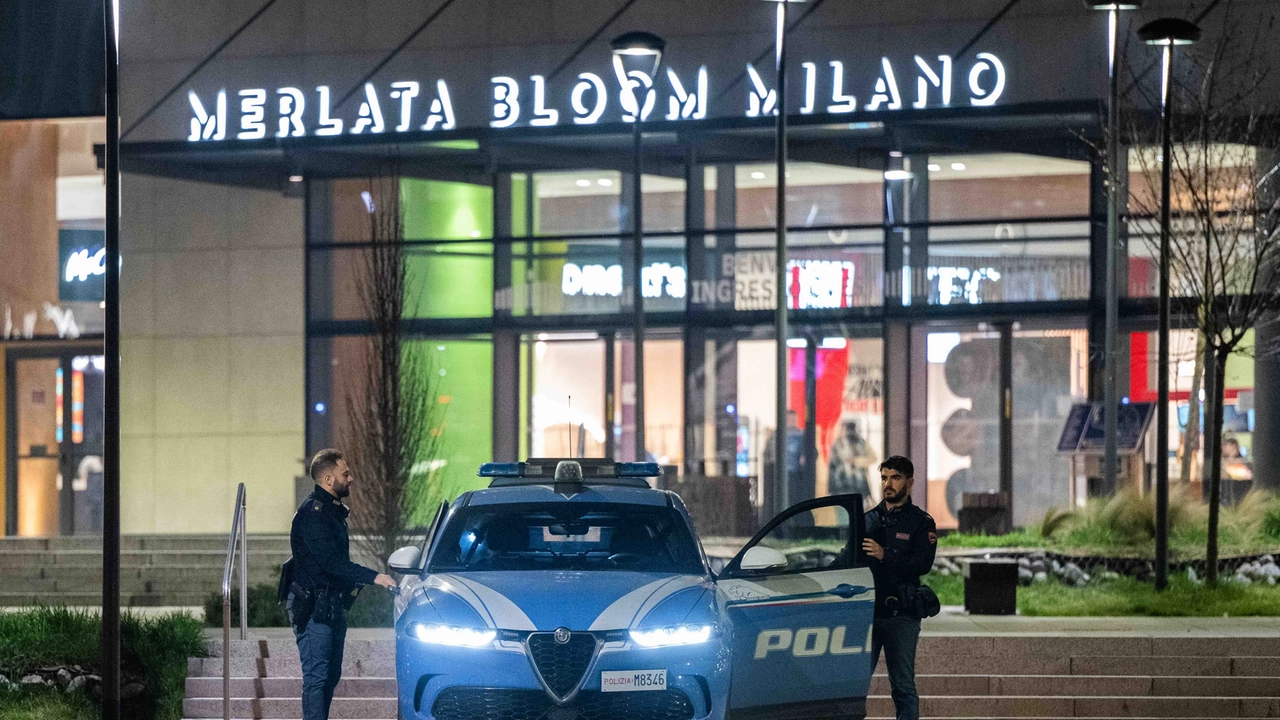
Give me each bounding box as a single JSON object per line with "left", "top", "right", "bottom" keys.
{"left": 958, "top": 491, "right": 1011, "bottom": 535}
{"left": 963, "top": 558, "right": 1018, "bottom": 615}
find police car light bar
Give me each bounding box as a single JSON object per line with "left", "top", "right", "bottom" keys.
{"left": 479, "top": 459, "right": 662, "bottom": 485}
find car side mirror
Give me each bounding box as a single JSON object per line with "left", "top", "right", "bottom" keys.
{"left": 388, "top": 545, "right": 421, "bottom": 573}
{"left": 740, "top": 546, "right": 788, "bottom": 572}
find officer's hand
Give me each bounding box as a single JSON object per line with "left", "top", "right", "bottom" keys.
{"left": 374, "top": 573, "right": 398, "bottom": 590}
{"left": 861, "top": 538, "right": 884, "bottom": 560}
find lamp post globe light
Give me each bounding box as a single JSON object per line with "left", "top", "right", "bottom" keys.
{"left": 1084, "top": 0, "right": 1142, "bottom": 501}
{"left": 610, "top": 31, "right": 664, "bottom": 463}
{"left": 761, "top": 0, "right": 803, "bottom": 517}
{"left": 1138, "top": 15, "right": 1200, "bottom": 592}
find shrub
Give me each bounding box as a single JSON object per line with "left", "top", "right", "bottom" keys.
{"left": 1039, "top": 507, "right": 1075, "bottom": 539}
{"left": 0, "top": 606, "right": 205, "bottom": 720}
{"left": 1264, "top": 503, "right": 1280, "bottom": 542}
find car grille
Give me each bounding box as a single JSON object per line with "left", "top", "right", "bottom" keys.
{"left": 526, "top": 631, "right": 597, "bottom": 699}
{"left": 431, "top": 688, "right": 695, "bottom": 720}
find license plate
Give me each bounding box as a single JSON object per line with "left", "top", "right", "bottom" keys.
{"left": 601, "top": 669, "right": 667, "bottom": 692}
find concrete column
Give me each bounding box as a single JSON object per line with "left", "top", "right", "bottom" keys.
{"left": 1252, "top": 149, "right": 1280, "bottom": 491}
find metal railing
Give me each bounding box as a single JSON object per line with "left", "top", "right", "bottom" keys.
{"left": 222, "top": 483, "right": 248, "bottom": 720}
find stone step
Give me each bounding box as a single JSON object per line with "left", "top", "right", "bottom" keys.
{"left": 202, "top": 635, "right": 1280, "bottom": 663}
{"left": 184, "top": 676, "right": 396, "bottom": 699}
{"left": 182, "top": 696, "right": 396, "bottom": 719}
{"left": 187, "top": 657, "right": 395, "bottom": 679}
{"left": 4, "top": 575, "right": 275, "bottom": 594}
{"left": 205, "top": 639, "right": 393, "bottom": 659}
{"left": 917, "top": 636, "right": 1280, "bottom": 659}
{"left": 867, "top": 675, "right": 1280, "bottom": 697}
{"left": 0, "top": 591, "right": 214, "bottom": 607}
{"left": 866, "top": 695, "right": 1280, "bottom": 718}
{"left": 30, "top": 563, "right": 282, "bottom": 577}
{"left": 1068, "top": 656, "right": 1280, "bottom": 677}
{"left": 0, "top": 551, "right": 290, "bottom": 569}
{"left": 0, "top": 534, "right": 291, "bottom": 553}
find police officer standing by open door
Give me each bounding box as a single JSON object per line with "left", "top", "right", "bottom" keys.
{"left": 862, "top": 455, "right": 939, "bottom": 720}
{"left": 283, "top": 449, "right": 398, "bottom": 720}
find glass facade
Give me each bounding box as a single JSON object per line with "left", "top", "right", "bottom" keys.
{"left": 298, "top": 104, "right": 1148, "bottom": 536}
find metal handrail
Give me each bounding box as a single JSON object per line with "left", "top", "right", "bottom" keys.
{"left": 222, "top": 483, "right": 248, "bottom": 720}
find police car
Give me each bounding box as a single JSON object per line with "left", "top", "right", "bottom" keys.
{"left": 388, "top": 458, "right": 875, "bottom": 720}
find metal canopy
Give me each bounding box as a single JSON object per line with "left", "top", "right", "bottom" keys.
{"left": 119, "top": 100, "right": 1102, "bottom": 190}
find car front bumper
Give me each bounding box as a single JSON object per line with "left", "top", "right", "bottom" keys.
{"left": 397, "top": 631, "right": 730, "bottom": 720}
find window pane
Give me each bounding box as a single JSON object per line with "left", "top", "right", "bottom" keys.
{"left": 758, "top": 505, "right": 852, "bottom": 573}
{"left": 928, "top": 154, "right": 1090, "bottom": 221}
{"left": 1011, "top": 328, "right": 1088, "bottom": 526}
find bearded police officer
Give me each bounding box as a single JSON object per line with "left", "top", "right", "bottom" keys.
{"left": 861, "top": 455, "right": 938, "bottom": 720}
{"left": 288, "top": 449, "right": 398, "bottom": 720}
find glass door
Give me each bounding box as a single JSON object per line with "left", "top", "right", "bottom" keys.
{"left": 922, "top": 327, "right": 1004, "bottom": 530}
{"left": 5, "top": 347, "right": 104, "bottom": 536}
{"left": 10, "top": 357, "right": 60, "bottom": 536}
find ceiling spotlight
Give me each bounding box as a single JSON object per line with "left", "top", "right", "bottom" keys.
{"left": 1084, "top": 1, "right": 1143, "bottom": 9}
{"left": 1137, "top": 17, "right": 1202, "bottom": 46}
{"left": 889, "top": 151, "right": 903, "bottom": 158}
{"left": 597, "top": 178, "right": 614, "bottom": 187}
{"left": 576, "top": 178, "right": 591, "bottom": 187}
{"left": 883, "top": 170, "right": 914, "bottom": 181}
{"left": 928, "top": 164, "right": 942, "bottom": 172}
{"left": 289, "top": 175, "right": 303, "bottom": 183}
{"left": 951, "top": 162, "right": 967, "bottom": 171}
{"left": 751, "top": 171, "right": 766, "bottom": 180}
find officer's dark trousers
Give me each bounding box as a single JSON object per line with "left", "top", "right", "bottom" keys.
{"left": 870, "top": 615, "right": 921, "bottom": 720}
{"left": 293, "top": 613, "right": 348, "bottom": 720}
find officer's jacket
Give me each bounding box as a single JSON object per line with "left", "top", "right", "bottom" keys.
{"left": 290, "top": 486, "right": 377, "bottom": 593}
{"left": 864, "top": 497, "right": 937, "bottom": 616}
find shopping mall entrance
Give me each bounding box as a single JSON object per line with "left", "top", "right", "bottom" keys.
{"left": 4, "top": 342, "right": 106, "bottom": 536}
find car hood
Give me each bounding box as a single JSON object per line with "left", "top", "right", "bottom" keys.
{"left": 421, "top": 571, "right": 712, "bottom": 631}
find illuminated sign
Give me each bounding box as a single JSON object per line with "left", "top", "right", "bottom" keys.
{"left": 58, "top": 229, "right": 107, "bottom": 302}
{"left": 560, "top": 262, "right": 687, "bottom": 300}
{"left": 185, "top": 52, "right": 1006, "bottom": 141}
{"left": 928, "top": 265, "right": 1002, "bottom": 305}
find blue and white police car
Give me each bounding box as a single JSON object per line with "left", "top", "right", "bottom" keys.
{"left": 388, "top": 458, "right": 875, "bottom": 720}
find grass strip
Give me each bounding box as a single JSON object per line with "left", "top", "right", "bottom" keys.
{"left": 0, "top": 606, "right": 206, "bottom": 720}
{"left": 924, "top": 570, "right": 1280, "bottom": 616}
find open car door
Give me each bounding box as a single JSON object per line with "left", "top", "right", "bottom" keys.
{"left": 716, "top": 494, "right": 874, "bottom": 720}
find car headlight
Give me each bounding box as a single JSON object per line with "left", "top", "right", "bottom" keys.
{"left": 629, "top": 624, "right": 714, "bottom": 648}
{"left": 409, "top": 622, "right": 496, "bottom": 648}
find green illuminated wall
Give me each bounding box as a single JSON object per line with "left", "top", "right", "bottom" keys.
{"left": 401, "top": 179, "right": 493, "bottom": 318}
{"left": 401, "top": 179, "right": 493, "bottom": 504}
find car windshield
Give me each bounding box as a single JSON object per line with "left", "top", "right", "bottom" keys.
{"left": 428, "top": 502, "right": 705, "bottom": 574}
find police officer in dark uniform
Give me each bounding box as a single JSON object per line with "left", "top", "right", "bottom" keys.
{"left": 288, "top": 449, "right": 398, "bottom": 720}
{"left": 862, "top": 455, "right": 937, "bottom": 720}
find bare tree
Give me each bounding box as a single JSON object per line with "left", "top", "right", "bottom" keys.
{"left": 343, "top": 169, "right": 444, "bottom": 571}
{"left": 1126, "top": 5, "right": 1280, "bottom": 583}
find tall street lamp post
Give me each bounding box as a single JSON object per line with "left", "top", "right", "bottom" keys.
{"left": 102, "top": 0, "right": 122, "bottom": 716}
{"left": 1085, "top": 0, "right": 1143, "bottom": 498}
{"left": 611, "top": 31, "right": 665, "bottom": 462}
{"left": 1138, "top": 16, "right": 1201, "bottom": 591}
{"left": 764, "top": 0, "right": 802, "bottom": 515}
